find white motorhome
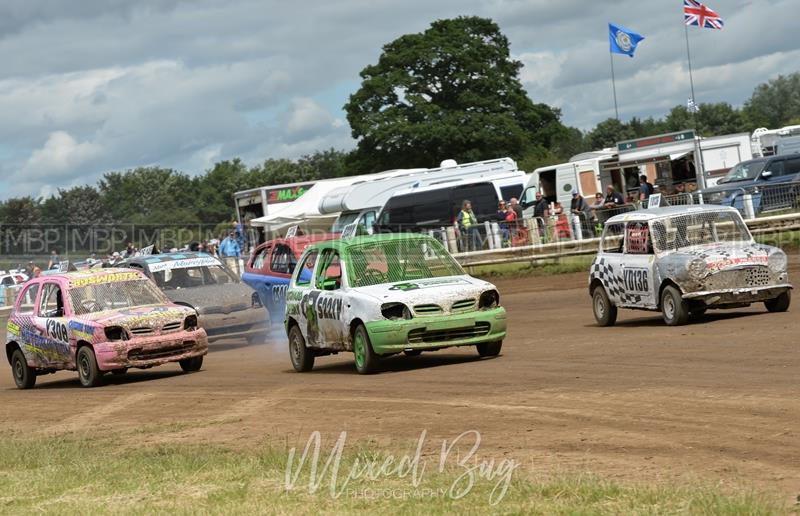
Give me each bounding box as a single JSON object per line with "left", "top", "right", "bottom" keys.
{"left": 323, "top": 158, "right": 524, "bottom": 233}
{"left": 752, "top": 125, "right": 800, "bottom": 158}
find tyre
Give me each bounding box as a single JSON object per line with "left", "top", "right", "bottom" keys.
{"left": 111, "top": 368, "right": 128, "bottom": 376}
{"left": 179, "top": 355, "right": 203, "bottom": 372}
{"left": 11, "top": 348, "right": 36, "bottom": 389}
{"left": 765, "top": 291, "right": 791, "bottom": 313}
{"left": 592, "top": 286, "right": 618, "bottom": 327}
{"left": 476, "top": 340, "right": 502, "bottom": 357}
{"left": 403, "top": 349, "right": 422, "bottom": 357}
{"left": 77, "top": 346, "right": 103, "bottom": 387}
{"left": 288, "top": 325, "right": 314, "bottom": 372}
{"left": 661, "top": 285, "right": 689, "bottom": 326}
{"left": 353, "top": 324, "right": 379, "bottom": 374}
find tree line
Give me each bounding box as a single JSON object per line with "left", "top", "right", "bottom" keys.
{"left": 2, "top": 16, "right": 799, "bottom": 227}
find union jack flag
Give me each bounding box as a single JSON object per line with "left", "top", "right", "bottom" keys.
{"left": 684, "top": 0, "right": 724, "bottom": 29}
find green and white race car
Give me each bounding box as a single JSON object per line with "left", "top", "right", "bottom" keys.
{"left": 284, "top": 233, "right": 507, "bottom": 374}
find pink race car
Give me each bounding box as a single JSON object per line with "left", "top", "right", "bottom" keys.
{"left": 5, "top": 269, "right": 208, "bottom": 388}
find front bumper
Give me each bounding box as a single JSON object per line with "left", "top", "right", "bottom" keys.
{"left": 683, "top": 284, "right": 792, "bottom": 305}
{"left": 94, "top": 329, "right": 209, "bottom": 370}
{"left": 200, "top": 308, "right": 269, "bottom": 342}
{"left": 364, "top": 307, "right": 507, "bottom": 355}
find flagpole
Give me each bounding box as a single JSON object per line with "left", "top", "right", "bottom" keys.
{"left": 684, "top": 23, "right": 706, "bottom": 190}
{"left": 609, "top": 51, "right": 619, "bottom": 120}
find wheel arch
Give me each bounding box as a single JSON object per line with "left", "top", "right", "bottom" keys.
{"left": 589, "top": 278, "right": 604, "bottom": 296}
{"left": 658, "top": 279, "right": 682, "bottom": 309}
{"left": 5, "top": 341, "right": 20, "bottom": 364}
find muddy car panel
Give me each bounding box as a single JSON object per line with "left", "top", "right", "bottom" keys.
{"left": 5, "top": 269, "right": 208, "bottom": 373}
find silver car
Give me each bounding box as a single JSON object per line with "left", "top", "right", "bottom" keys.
{"left": 120, "top": 252, "right": 269, "bottom": 342}
{"left": 589, "top": 206, "right": 792, "bottom": 326}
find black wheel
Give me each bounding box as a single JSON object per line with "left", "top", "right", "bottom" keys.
{"left": 179, "top": 355, "right": 203, "bottom": 372}
{"left": 288, "top": 325, "right": 314, "bottom": 372}
{"left": 11, "top": 348, "right": 36, "bottom": 389}
{"left": 353, "top": 324, "right": 379, "bottom": 374}
{"left": 592, "top": 285, "right": 617, "bottom": 327}
{"left": 476, "top": 340, "right": 502, "bottom": 357}
{"left": 765, "top": 291, "right": 791, "bottom": 312}
{"left": 111, "top": 368, "right": 128, "bottom": 376}
{"left": 403, "top": 349, "right": 422, "bottom": 357}
{"left": 77, "top": 346, "right": 103, "bottom": 387}
{"left": 661, "top": 285, "right": 689, "bottom": 326}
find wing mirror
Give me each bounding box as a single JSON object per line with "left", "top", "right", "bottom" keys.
{"left": 761, "top": 170, "right": 773, "bottom": 179}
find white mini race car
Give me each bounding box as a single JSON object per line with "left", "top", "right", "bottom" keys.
{"left": 284, "top": 233, "right": 507, "bottom": 374}
{"left": 589, "top": 205, "right": 792, "bottom": 326}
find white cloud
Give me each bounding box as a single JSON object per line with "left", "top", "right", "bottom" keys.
{"left": 22, "top": 131, "right": 101, "bottom": 179}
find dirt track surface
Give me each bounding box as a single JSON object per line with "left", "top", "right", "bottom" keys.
{"left": 1, "top": 263, "right": 798, "bottom": 496}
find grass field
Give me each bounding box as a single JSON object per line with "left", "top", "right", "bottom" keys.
{"left": 0, "top": 433, "right": 787, "bottom": 514}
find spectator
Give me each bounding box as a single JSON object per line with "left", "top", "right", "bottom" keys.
{"left": 639, "top": 175, "right": 655, "bottom": 201}
{"left": 552, "top": 201, "right": 571, "bottom": 239}
{"left": 125, "top": 242, "right": 136, "bottom": 258}
{"left": 495, "top": 201, "right": 511, "bottom": 245}
{"left": 219, "top": 231, "right": 242, "bottom": 258}
{"left": 674, "top": 182, "right": 686, "bottom": 195}
{"left": 456, "top": 200, "right": 480, "bottom": 252}
{"left": 532, "top": 192, "right": 549, "bottom": 219}
{"left": 47, "top": 249, "right": 61, "bottom": 270}
{"left": 509, "top": 197, "right": 523, "bottom": 221}
{"left": 232, "top": 221, "right": 247, "bottom": 255}
{"left": 570, "top": 190, "right": 594, "bottom": 237}
{"left": 603, "top": 185, "right": 625, "bottom": 208}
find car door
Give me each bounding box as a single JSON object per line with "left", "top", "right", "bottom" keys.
{"left": 243, "top": 243, "right": 272, "bottom": 307}
{"left": 618, "top": 222, "right": 657, "bottom": 308}
{"left": 314, "top": 249, "right": 347, "bottom": 348}
{"left": 31, "top": 281, "right": 73, "bottom": 367}
{"left": 593, "top": 222, "right": 626, "bottom": 305}
{"left": 289, "top": 249, "right": 321, "bottom": 347}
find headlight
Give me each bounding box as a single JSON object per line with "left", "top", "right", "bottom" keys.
{"left": 687, "top": 258, "right": 707, "bottom": 279}
{"left": 381, "top": 303, "right": 412, "bottom": 320}
{"left": 184, "top": 315, "right": 198, "bottom": 331}
{"left": 478, "top": 290, "right": 499, "bottom": 309}
{"left": 769, "top": 251, "right": 787, "bottom": 273}
{"left": 104, "top": 326, "right": 129, "bottom": 341}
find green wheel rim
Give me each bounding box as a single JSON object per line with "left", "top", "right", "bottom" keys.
{"left": 354, "top": 332, "right": 365, "bottom": 368}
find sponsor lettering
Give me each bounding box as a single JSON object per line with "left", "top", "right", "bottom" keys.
{"left": 623, "top": 268, "right": 649, "bottom": 293}
{"left": 706, "top": 256, "right": 768, "bottom": 272}
{"left": 272, "top": 284, "right": 289, "bottom": 303}
{"left": 71, "top": 272, "right": 141, "bottom": 288}
{"left": 7, "top": 321, "right": 20, "bottom": 336}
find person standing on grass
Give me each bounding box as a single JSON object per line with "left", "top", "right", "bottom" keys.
{"left": 457, "top": 200, "right": 479, "bottom": 252}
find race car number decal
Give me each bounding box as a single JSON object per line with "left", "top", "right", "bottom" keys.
{"left": 623, "top": 268, "right": 649, "bottom": 293}
{"left": 271, "top": 284, "right": 288, "bottom": 303}
{"left": 316, "top": 295, "right": 342, "bottom": 320}
{"left": 46, "top": 319, "right": 69, "bottom": 343}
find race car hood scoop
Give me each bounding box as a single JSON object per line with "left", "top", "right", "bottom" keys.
{"left": 681, "top": 244, "right": 770, "bottom": 273}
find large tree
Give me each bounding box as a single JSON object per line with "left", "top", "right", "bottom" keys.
{"left": 742, "top": 72, "right": 800, "bottom": 129}
{"left": 344, "top": 16, "right": 565, "bottom": 171}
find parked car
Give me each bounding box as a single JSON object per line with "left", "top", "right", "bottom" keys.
{"left": 589, "top": 205, "right": 791, "bottom": 326}
{"left": 5, "top": 269, "right": 208, "bottom": 388}
{"left": 284, "top": 233, "right": 507, "bottom": 374}
{"left": 118, "top": 252, "right": 268, "bottom": 344}
{"left": 699, "top": 154, "right": 800, "bottom": 214}
{"left": 243, "top": 234, "right": 338, "bottom": 322}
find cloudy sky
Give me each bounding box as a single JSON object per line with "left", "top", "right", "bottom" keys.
{"left": 0, "top": 0, "right": 796, "bottom": 199}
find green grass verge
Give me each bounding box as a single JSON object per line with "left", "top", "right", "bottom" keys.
{"left": 468, "top": 255, "right": 595, "bottom": 278}
{"left": 0, "top": 435, "right": 787, "bottom": 514}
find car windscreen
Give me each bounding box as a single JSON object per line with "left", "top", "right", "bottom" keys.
{"left": 719, "top": 161, "right": 766, "bottom": 183}
{"left": 152, "top": 265, "right": 238, "bottom": 290}
{"left": 331, "top": 212, "right": 360, "bottom": 232}
{"left": 70, "top": 279, "right": 169, "bottom": 315}
{"left": 347, "top": 238, "right": 464, "bottom": 288}
{"left": 650, "top": 211, "right": 751, "bottom": 253}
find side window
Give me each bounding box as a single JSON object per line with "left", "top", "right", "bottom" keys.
{"left": 251, "top": 246, "right": 270, "bottom": 270}
{"left": 783, "top": 157, "right": 800, "bottom": 176}
{"left": 17, "top": 284, "right": 40, "bottom": 315}
{"left": 601, "top": 223, "right": 625, "bottom": 253}
{"left": 765, "top": 160, "right": 785, "bottom": 177}
{"left": 1, "top": 277, "right": 13, "bottom": 287}
{"left": 625, "top": 222, "right": 652, "bottom": 254}
{"left": 316, "top": 250, "right": 342, "bottom": 290}
{"left": 39, "top": 283, "right": 64, "bottom": 318}
{"left": 271, "top": 245, "right": 296, "bottom": 275}
{"left": 295, "top": 250, "right": 318, "bottom": 287}
{"left": 361, "top": 210, "right": 376, "bottom": 229}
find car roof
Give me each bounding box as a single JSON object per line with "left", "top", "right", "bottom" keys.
{"left": 29, "top": 268, "right": 145, "bottom": 283}
{"left": 605, "top": 205, "right": 740, "bottom": 224}
{"left": 303, "top": 233, "right": 439, "bottom": 253}
{"left": 121, "top": 252, "right": 217, "bottom": 266}
{"left": 254, "top": 233, "right": 340, "bottom": 254}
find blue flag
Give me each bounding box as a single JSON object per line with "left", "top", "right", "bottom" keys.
{"left": 609, "top": 23, "right": 644, "bottom": 57}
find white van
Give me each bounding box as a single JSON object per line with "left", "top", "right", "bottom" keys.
{"left": 375, "top": 172, "right": 525, "bottom": 232}
{"left": 520, "top": 155, "right": 608, "bottom": 217}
